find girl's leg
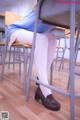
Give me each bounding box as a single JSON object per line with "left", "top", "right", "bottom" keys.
{"left": 9, "top": 30, "right": 60, "bottom": 111}
{"left": 10, "top": 30, "right": 56, "bottom": 97}
{"left": 34, "top": 34, "right": 52, "bottom": 97}
{"left": 47, "top": 34, "right": 57, "bottom": 72}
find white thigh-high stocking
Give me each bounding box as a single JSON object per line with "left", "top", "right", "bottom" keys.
{"left": 34, "top": 33, "right": 53, "bottom": 97}
{"left": 47, "top": 34, "right": 57, "bottom": 72}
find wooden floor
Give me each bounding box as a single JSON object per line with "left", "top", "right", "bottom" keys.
{"left": 0, "top": 61, "right": 80, "bottom": 120}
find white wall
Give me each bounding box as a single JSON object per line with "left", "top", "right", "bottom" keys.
{"left": 0, "top": 0, "right": 37, "bottom": 16}
{"left": 10, "top": 0, "right": 37, "bottom": 16}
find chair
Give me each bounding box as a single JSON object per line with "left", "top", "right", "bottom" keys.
{"left": 5, "top": 12, "right": 22, "bottom": 71}
{"left": 49, "top": 28, "right": 67, "bottom": 85}
{"left": 1, "top": 11, "right": 32, "bottom": 91}
{"left": 67, "top": 27, "right": 80, "bottom": 89}
{"left": 52, "top": 28, "right": 67, "bottom": 71}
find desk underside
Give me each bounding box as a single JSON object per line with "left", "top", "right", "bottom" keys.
{"left": 40, "top": 0, "right": 80, "bottom": 28}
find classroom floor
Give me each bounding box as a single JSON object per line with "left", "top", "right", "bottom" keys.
{"left": 0, "top": 60, "right": 80, "bottom": 120}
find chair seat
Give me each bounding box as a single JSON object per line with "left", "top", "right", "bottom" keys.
{"left": 0, "top": 41, "right": 6, "bottom": 46}
{"left": 11, "top": 41, "right": 32, "bottom": 48}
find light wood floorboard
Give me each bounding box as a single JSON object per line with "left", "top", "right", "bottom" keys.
{"left": 0, "top": 60, "right": 80, "bottom": 120}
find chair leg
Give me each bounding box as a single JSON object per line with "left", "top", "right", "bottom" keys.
{"left": 58, "top": 48, "right": 66, "bottom": 71}
{"left": 13, "top": 47, "right": 16, "bottom": 70}
{"left": 55, "top": 35, "right": 67, "bottom": 71}
{"left": 18, "top": 48, "right": 22, "bottom": 77}
{"left": 50, "top": 62, "right": 54, "bottom": 85}
{"left": 23, "top": 48, "right": 28, "bottom": 95}
{"left": 55, "top": 40, "right": 60, "bottom": 68}
{"left": 8, "top": 47, "right": 12, "bottom": 69}
{"left": 0, "top": 45, "right": 7, "bottom": 80}
{"left": 25, "top": 52, "right": 33, "bottom": 101}
{"left": 75, "top": 33, "right": 80, "bottom": 62}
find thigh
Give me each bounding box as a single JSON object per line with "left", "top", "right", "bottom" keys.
{"left": 10, "top": 29, "right": 34, "bottom": 46}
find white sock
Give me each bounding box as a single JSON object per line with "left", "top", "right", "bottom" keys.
{"left": 40, "top": 85, "right": 52, "bottom": 97}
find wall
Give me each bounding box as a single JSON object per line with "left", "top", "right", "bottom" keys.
{"left": 0, "top": 0, "right": 37, "bottom": 16}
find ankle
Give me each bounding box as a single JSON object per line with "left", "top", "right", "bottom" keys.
{"left": 40, "top": 86, "right": 52, "bottom": 98}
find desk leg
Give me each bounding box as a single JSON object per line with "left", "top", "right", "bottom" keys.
{"left": 69, "top": 1, "right": 76, "bottom": 120}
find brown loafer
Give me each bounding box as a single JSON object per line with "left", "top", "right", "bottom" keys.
{"left": 35, "top": 87, "right": 61, "bottom": 111}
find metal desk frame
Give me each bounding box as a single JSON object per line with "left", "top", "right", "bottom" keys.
{"left": 25, "top": 0, "right": 79, "bottom": 120}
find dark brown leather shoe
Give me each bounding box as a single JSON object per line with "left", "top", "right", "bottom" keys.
{"left": 35, "top": 87, "right": 61, "bottom": 111}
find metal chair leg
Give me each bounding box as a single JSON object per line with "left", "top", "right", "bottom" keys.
{"left": 23, "top": 48, "right": 28, "bottom": 95}
{"left": 0, "top": 44, "right": 7, "bottom": 80}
